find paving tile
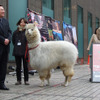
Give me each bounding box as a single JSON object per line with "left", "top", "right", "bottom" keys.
{"left": 1, "top": 65, "right": 100, "bottom": 100}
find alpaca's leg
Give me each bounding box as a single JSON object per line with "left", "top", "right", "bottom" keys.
{"left": 64, "top": 75, "right": 73, "bottom": 87}
{"left": 46, "top": 79, "right": 50, "bottom": 86}
{"left": 61, "top": 71, "right": 69, "bottom": 87}
{"left": 63, "top": 69, "right": 74, "bottom": 87}
{"left": 61, "top": 65, "right": 74, "bottom": 87}
{"left": 39, "top": 70, "right": 51, "bottom": 87}
{"left": 46, "top": 70, "right": 51, "bottom": 86}
{"left": 39, "top": 76, "right": 45, "bottom": 87}
{"left": 64, "top": 76, "right": 69, "bottom": 87}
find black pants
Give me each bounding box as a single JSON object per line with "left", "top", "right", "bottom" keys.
{"left": 0, "top": 48, "right": 8, "bottom": 85}
{"left": 15, "top": 56, "right": 29, "bottom": 82}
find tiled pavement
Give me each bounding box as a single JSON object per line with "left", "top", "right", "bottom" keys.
{"left": 0, "top": 64, "right": 100, "bottom": 100}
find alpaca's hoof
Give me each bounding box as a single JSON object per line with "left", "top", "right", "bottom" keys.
{"left": 61, "top": 83, "right": 68, "bottom": 87}
{"left": 39, "top": 83, "right": 44, "bottom": 87}
{"left": 64, "top": 83, "right": 68, "bottom": 87}
{"left": 61, "top": 83, "right": 65, "bottom": 86}
{"left": 46, "top": 83, "right": 50, "bottom": 86}
{"left": 39, "top": 85, "right": 44, "bottom": 87}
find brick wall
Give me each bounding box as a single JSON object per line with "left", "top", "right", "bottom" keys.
{"left": 1, "top": 0, "right": 100, "bottom": 62}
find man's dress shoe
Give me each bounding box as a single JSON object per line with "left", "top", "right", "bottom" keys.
{"left": 0, "top": 84, "right": 9, "bottom": 90}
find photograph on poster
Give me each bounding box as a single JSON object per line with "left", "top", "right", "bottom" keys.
{"left": 27, "top": 9, "right": 49, "bottom": 41}
{"left": 63, "top": 22, "right": 77, "bottom": 47}
{"left": 52, "top": 20, "right": 63, "bottom": 40}
{"left": 45, "top": 16, "right": 54, "bottom": 40}
{"left": 63, "top": 22, "right": 73, "bottom": 43}
{"left": 72, "top": 26, "right": 78, "bottom": 47}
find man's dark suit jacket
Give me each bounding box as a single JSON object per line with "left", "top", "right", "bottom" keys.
{"left": 0, "top": 18, "right": 12, "bottom": 55}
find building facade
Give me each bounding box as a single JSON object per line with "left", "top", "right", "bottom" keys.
{"left": 0, "top": 0, "right": 100, "bottom": 63}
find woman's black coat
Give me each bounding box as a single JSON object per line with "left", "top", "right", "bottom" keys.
{"left": 12, "top": 29, "right": 27, "bottom": 56}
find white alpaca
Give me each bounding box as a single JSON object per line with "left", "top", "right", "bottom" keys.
{"left": 25, "top": 23, "right": 78, "bottom": 87}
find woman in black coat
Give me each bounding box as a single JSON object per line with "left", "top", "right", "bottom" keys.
{"left": 12, "top": 18, "right": 29, "bottom": 85}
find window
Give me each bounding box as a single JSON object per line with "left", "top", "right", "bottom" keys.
{"left": 43, "top": 0, "right": 54, "bottom": 10}
{"left": 78, "top": 5, "right": 83, "bottom": 24}
{"left": 63, "top": 0, "right": 71, "bottom": 24}
{"left": 88, "top": 12, "right": 92, "bottom": 28}
{"left": 77, "top": 5, "right": 84, "bottom": 58}
{"left": 63, "top": 0, "right": 71, "bottom": 18}
{"left": 42, "top": 0, "right": 54, "bottom": 18}
{"left": 88, "top": 12, "right": 92, "bottom": 54}
{"left": 96, "top": 17, "right": 99, "bottom": 28}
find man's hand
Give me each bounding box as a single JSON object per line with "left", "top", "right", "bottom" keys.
{"left": 4, "top": 39, "right": 9, "bottom": 45}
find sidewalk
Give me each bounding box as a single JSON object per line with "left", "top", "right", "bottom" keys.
{"left": 0, "top": 64, "right": 100, "bottom": 100}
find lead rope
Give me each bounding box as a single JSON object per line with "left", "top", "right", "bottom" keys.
{"left": 25, "top": 43, "right": 30, "bottom": 62}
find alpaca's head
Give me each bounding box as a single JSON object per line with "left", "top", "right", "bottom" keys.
{"left": 25, "top": 23, "right": 41, "bottom": 43}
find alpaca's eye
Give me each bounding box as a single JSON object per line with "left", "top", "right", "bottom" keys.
{"left": 31, "top": 29, "right": 33, "bottom": 31}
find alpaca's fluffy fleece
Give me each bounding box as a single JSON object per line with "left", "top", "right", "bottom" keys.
{"left": 25, "top": 23, "right": 78, "bottom": 87}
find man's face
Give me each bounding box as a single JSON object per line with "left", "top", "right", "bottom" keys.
{"left": 0, "top": 6, "right": 5, "bottom": 18}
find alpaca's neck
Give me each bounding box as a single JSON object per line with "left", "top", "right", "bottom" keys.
{"left": 28, "top": 39, "right": 40, "bottom": 49}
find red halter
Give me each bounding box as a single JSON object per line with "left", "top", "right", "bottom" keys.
{"left": 25, "top": 43, "right": 39, "bottom": 62}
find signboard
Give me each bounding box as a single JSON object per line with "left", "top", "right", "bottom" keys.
{"left": 92, "top": 44, "right": 100, "bottom": 82}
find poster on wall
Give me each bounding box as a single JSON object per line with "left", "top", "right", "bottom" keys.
{"left": 45, "top": 16, "right": 54, "bottom": 40}
{"left": 27, "top": 9, "right": 49, "bottom": 41}
{"left": 27, "top": 8, "right": 63, "bottom": 41}
{"left": 27, "top": 9, "right": 33, "bottom": 23}
{"left": 63, "top": 22, "right": 73, "bottom": 43}
{"left": 92, "top": 44, "right": 100, "bottom": 82}
{"left": 72, "top": 26, "right": 78, "bottom": 47}
{"left": 63, "top": 22, "right": 77, "bottom": 47}
{"left": 52, "top": 20, "right": 63, "bottom": 40}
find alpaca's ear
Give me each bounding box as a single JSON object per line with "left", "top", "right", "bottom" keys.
{"left": 33, "top": 23, "right": 36, "bottom": 27}
{"left": 33, "top": 21, "right": 38, "bottom": 27}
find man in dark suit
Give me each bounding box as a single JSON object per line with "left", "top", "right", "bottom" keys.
{"left": 0, "top": 5, "right": 12, "bottom": 90}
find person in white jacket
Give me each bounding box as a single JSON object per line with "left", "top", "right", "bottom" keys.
{"left": 87, "top": 27, "right": 100, "bottom": 82}
{"left": 87, "top": 28, "right": 100, "bottom": 50}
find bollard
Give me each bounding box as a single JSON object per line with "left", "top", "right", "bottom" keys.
{"left": 90, "top": 54, "right": 92, "bottom": 82}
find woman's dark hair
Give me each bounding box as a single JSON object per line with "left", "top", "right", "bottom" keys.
{"left": 0, "top": 5, "right": 3, "bottom": 7}
{"left": 16, "top": 18, "right": 28, "bottom": 26}
{"left": 94, "top": 28, "right": 98, "bottom": 34}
